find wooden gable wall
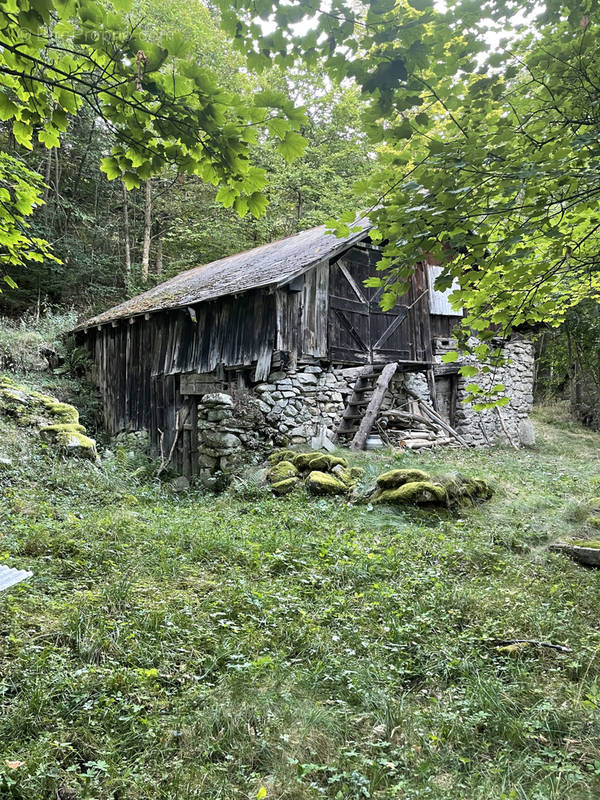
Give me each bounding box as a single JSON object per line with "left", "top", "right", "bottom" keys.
{"left": 274, "top": 245, "right": 435, "bottom": 366}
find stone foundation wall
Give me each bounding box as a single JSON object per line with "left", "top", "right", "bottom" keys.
{"left": 196, "top": 392, "right": 272, "bottom": 472}
{"left": 433, "top": 336, "right": 535, "bottom": 446}
{"left": 189, "top": 335, "right": 535, "bottom": 474}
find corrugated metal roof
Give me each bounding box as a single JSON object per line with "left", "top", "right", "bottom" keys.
{"left": 75, "top": 219, "right": 372, "bottom": 330}
{"left": 0, "top": 565, "right": 32, "bottom": 592}
{"left": 427, "top": 265, "right": 462, "bottom": 316}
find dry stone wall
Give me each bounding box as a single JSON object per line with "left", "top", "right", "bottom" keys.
{"left": 433, "top": 336, "right": 535, "bottom": 447}
{"left": 191, "top": 335, "right": 535, "bottom": 475}
{"left": 196, "top": 392, "right": 269, "bottom": 472}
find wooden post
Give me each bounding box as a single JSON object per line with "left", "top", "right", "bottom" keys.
{"left": 426, "top": 367, "right": 439, "bottom": 412}
{"left": 350, "top": 362, "right": 398, "bottom": 451}
{"left": 449, "top": 373, "right": 457, "bottom": 429}
{"left": 190, "top": 400, "right": 198, "bottom": 476}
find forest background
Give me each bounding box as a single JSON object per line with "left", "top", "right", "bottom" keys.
{"left": 0, "top": 0, "right": 598, "bottom": 426}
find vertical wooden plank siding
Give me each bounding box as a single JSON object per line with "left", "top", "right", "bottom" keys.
{"left": 82, "top": 290, "right": 276, "bottom": 450}
{"left": 301, "top": 261, "right": 329, "bottom": 358}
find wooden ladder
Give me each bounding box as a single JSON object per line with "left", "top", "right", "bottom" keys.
{"left": 336, "top": 362, "right": 398, "bottom": 450}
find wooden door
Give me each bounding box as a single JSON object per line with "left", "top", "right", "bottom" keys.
{"left": 328, "top": 255, "right": 371, "bottom": 362}
{"left": 328, "top": 245, "right": 421, "bottom": 364}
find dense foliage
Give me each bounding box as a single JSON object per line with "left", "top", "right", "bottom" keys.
{"left": 536, "top": 302, "right": 600, "bottom": 429}
{"left": 0, "top": 0, "right": 309, "bottom": 294}
{"left": 0, "top": 0, "right": 376, "bottom": 312}
{"left": 221, "top": 0, "right": 600, "bottom": 347}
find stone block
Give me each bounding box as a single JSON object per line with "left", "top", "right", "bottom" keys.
{"left": 207, "top": 408, "right": 233, "bottom": 422}
{"left": 203, "top": 430, "right": 241, "bottom": 450}
{"left": 518, "top": 417, "right": 536, "bottom": 447}
{"left": 295, "top": 373, "right": 317, "bottom": 385}
{"left": 197, "top": 453, "right": 218, "bottom": 469}
{"left": 201, "top": 392, "right": 234, "bottom": 408}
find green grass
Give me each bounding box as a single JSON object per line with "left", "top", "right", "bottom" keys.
{"left": 0, "top": 403, "right": 599, "bottom": 799}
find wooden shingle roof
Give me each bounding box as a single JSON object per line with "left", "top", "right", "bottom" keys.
{"left": 76, "top": 219, "right": 371, "bottom": 330}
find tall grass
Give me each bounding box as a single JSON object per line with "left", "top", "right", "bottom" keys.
{"left": 0, "top": 309, "right": 77, "bottom": 373}
{"left": 0, "top": 390, "right": 598, "bottom": 798}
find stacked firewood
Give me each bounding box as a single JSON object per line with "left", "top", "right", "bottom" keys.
{"left": 376, "top": 393, "right": 469, "bottom": 451}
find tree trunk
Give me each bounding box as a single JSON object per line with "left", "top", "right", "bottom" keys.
{"left": 155, "top": 226, "right": 163, "bottom": 277}
{"left": 43, "top": 148, "right": 52, "bottom": 207}
{"left": 141, "top": 178, "right": 152, "bottom": 282}
{"left": 122, "top": 181, "right": 131, "bottom": 281}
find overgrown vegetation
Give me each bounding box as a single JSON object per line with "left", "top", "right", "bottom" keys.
{"left": 535, "top": 303, "right": 600, "bottom": 430}
{"left": 0, "top": 386, "right": 599, "bottom": 799}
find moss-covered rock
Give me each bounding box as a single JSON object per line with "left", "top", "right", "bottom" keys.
{"left": 331, "top": 464, "right": 358, "bottom": 488}
{"left": 267, "top": 460, "right": 298, "bottom": 483}
{"left": 291, "top": 452, "right": 349, "bottom": 472}
{"left": 268, "top": 449, "right": 296, "bottom": 465}
{"left": 373, "top": 480, "right": 447, "bottom": 505}
{"left": 289, "top": 452, "right": 314, "bottom": 471}
{"left": 471, "top": 478, "right": 494, "bottom": 500}
{"left": 0, "top": 376, "right": 79, "bottom": 426}
{"left": 271, "top": 477, "right": 300, "bottom": 495}
{"left": 587, "top": 516, "right": 600, "bottom": 530}
{"left": 349, "top": 466, "right": 365, "bottom": 479}
{"left": 55, "top": 429, "right": 98, "bottom": 461}
{"left": 0, "top": 376, "right": 97, "bottom": 462}
{"left": 376, "top": 468, "right": 431, "bottom": 489}
{"left": 435, "top": 472, "right": 493, "bottom": 505}
{"left": 39, "top": 423, "right": 86, "bottom": 441}
{"left": 305, "top": 470, "right": 349, "bottom": 495}
{"left": 304, "top": 454, "right": 333, "bottom": 472}
{"left": 588, "top": 497, "right": 600, "bottom": 512}
{"left": 570, "top": 539, "right": 600, "bottom": 549}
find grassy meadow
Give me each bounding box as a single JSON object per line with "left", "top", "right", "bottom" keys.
{"left": 0, "top": 398, "right": 599, "bottom": 799}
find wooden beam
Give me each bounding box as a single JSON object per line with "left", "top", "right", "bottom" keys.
{"left": 350, "top": 362, "right": 398, "bottom": 451}
{"left": 405, "top": 386, "right": 470, "bottom": 447}
{"left": 426, "top": 368, "right": 438, "bottom": 412}
{"left": 336, "top": 258, "right": 368, "bottom": 304}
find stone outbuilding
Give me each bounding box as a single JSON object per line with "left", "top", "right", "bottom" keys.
{"left": 73, "top": 219, "right": 534, "bottom": 475}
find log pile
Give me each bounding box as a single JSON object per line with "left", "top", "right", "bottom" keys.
{"left": 376, "top": 391, "right": 469, "bottom": 452}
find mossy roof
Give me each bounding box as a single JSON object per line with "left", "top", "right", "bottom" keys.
{"left": 74, "top": 219, "right": 371, "bottom": 331}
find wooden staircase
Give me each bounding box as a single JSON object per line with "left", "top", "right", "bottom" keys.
{"left": 336, "top": 363, "right": 398, "bottom": 450}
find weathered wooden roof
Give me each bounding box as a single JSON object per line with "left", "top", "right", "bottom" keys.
{"left": 76, "top": 219, "right": 371, "bottom": 330}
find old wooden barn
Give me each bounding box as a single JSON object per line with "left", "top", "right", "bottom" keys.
{"left": 74, "top": 219, "right": 534, "bottom": 473}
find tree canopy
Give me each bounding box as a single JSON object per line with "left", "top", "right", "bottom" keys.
{"left": 0, "top": 0, "right": 378, "bottom": 312}
{"left": 219, "top": 0, "right": 600, "bottom": 353}
{"left": 4, "top": 0, "right": 600, "bottom": 388}
{"left": 0, "top": 0, "right": 308, "bottom": 287}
